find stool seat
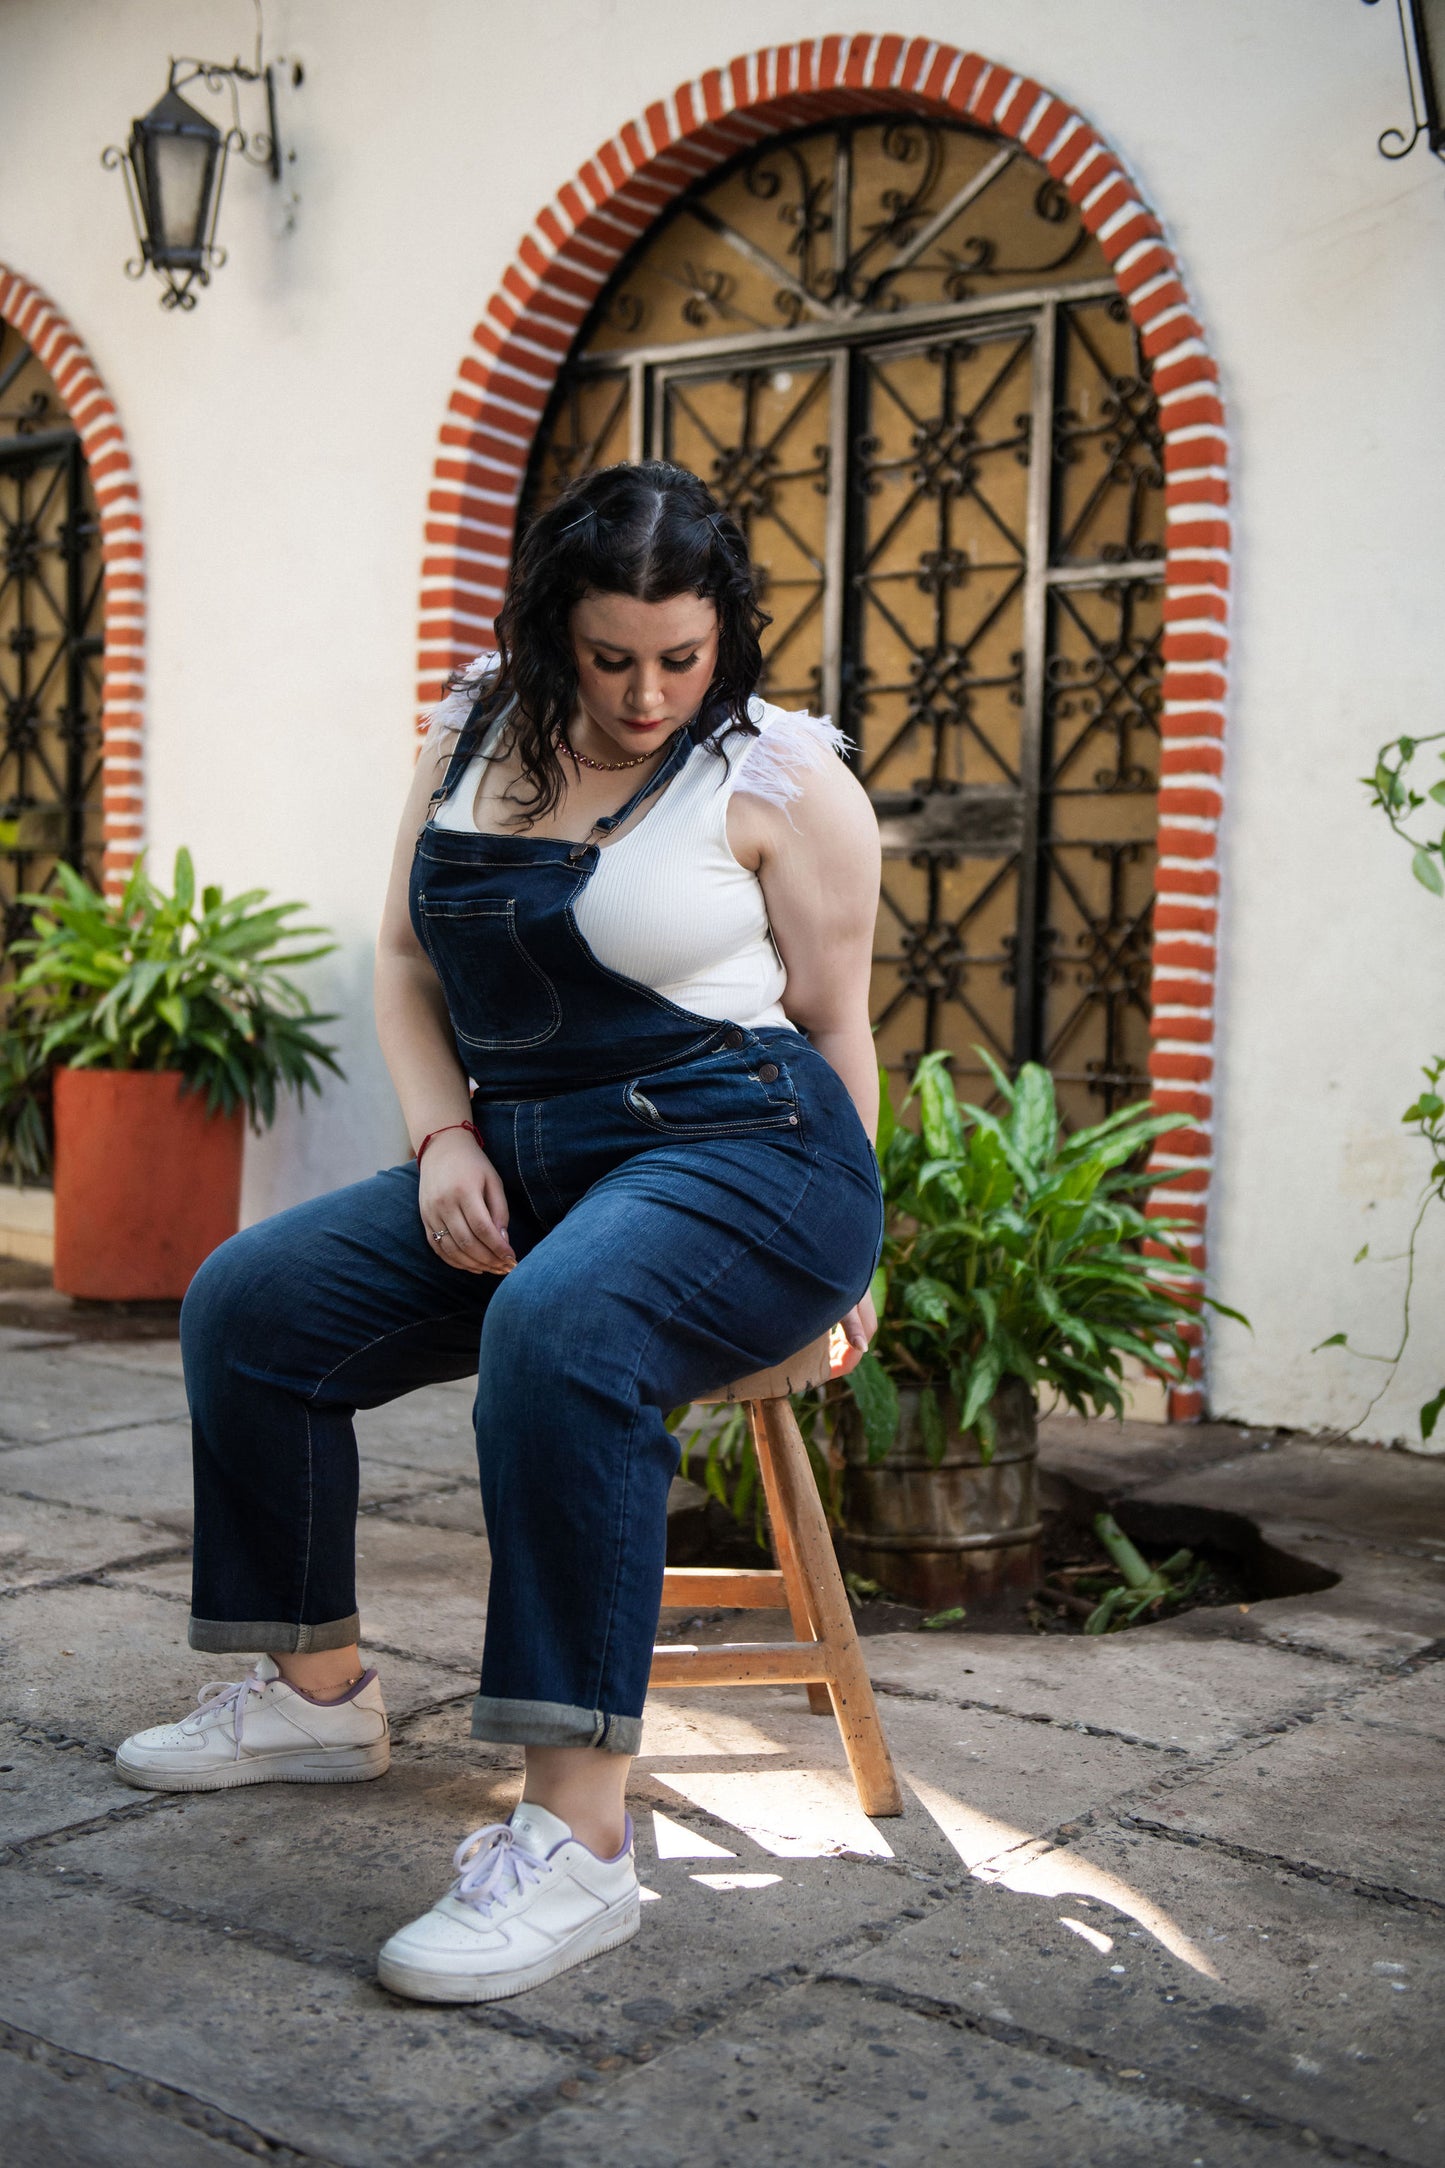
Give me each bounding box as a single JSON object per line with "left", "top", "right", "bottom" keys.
{"left": 693, "top": 1332, "right": 835, "bottom": 1405}
{"left": 650, "top": 1331, "right": 904, "bottom": 1820}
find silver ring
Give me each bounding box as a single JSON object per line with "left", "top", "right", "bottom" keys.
{"left": 432, "top": 1228, "right": 448, "bottom": 1242}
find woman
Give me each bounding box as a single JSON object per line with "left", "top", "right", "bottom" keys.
{"left": 114, "top": 461, "right": 884, "bottom": 2004}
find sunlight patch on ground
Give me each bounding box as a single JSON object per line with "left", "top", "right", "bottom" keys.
{"left": 1060, "top": 1915, "right": 1115, "bottom": 1954}
{"left": 651, "top": 1809, "right": 736, "bottom": 1860}
{"left": 908, "top": 1773, "right": 1220, "bottom": 1980}
{"left": 638, "top": 1704, "right": 791, "bottom": 1758}
{"left": 652, "top": 1766, "right": 895, "bottom": 1858}
{"left": 689, "top": 1872, "right": 782, "bottom": 1890}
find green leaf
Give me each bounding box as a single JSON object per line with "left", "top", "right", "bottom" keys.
{"left": 874, "top": 1063, "right": 896, "bottom": 1157}
{"left": 921, "top": 1606, "right": 967, "bottom": 1631}
{"left": 1010, "top": 1062, "right": 1057, "bottom": 1171}
{"left": 913, "top": 1052, "right": 965, "bottom": 1160}
{"left": 1421, "top": 1388, "right": 1445, "bottom": 1441}
{"left": 904, "top": 1275, "right": 953, "bottom": 1327}
{"left": 843, "top": 1352, "right": 900, "bottom": 1463}
{"left": 957, "top": 1346, "right": 1002, "bottom": 1438}
{"left": 1314, "top": 1332, "right": 1348, "bottom": 1350}
{"left": 1411, "top": 847, "right": 1444, "bottom": 896}
{"left": 918, "top": 1384, "right": 947, "bottom": 1467}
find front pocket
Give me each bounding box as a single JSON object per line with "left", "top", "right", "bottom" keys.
{"left": 622, "top": 1053, "right": 800, "bottom": 1139}
{"left": 416, "top": 895, "right": 562, "bottom": 1051}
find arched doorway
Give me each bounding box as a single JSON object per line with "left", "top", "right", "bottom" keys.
{"left": 0, "top": 318, "right": 105, "bottom": 957}
{"left": 0, "top": 268, "right": 145, "bottom": 911}
{"left": 416, "top": 40, "right": 1227, "bottom": 1413}
{"left": 524, "top": 116, "right": 1166, "bottom": 1126}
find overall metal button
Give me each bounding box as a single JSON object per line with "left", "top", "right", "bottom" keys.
{"left": 723, "top": 1027, "right": 745, "bottom": 1049}
{"left": 757, "top": 1061, "right": 780, "bottom": 1083}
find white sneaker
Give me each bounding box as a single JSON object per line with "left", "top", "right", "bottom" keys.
{"left": 115, "top": 1655, "right": 390, "bottom": 1793}
{"left": 377, "top": 1802, "right": 640, "bottom": 2003}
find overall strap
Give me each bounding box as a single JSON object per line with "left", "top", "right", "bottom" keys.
{"left": 428, "top": 693, "right": 515, "bottom": 812}
{"left": 590, "top": 721, "right": 700, "bottom": 837}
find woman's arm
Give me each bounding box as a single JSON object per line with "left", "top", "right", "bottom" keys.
{"left": 732, "top": 749, "right": 881, "bottom": 1137}
{"left": 731, "top": 751, "right": 883, "bottom": 1361}
{"left": 375, "top": 745, "right": 515, "bottom": 1274}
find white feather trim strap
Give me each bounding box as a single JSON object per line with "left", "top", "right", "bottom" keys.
{"left": 729, "top": 706, "right": 852, "bottom": 816}
{"left": 422, "top": 651, "right": 499, "bottom": 746}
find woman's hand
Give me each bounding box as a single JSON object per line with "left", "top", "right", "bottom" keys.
{"left": 833, "top": 1288, "right": 878, "bottom": 1377}
{"left": 418, "top": 1132, "right": 516, "bottom": 1275}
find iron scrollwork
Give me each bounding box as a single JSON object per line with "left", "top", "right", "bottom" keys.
{"left": 530, "top": 116, "right": 1169, "bottom": 1120}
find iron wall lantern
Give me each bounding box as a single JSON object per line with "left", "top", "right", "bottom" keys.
{"left": 103, "top": 34, "right": 288, "bottom": 310}
{"left": 1365, "top": 0, "right": 1445, "bottom": 162}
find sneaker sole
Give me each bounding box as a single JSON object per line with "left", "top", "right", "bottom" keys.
{"left": 377, "top": 1896, "right": 641, "bottom": 2004}
{"left": 113, "top": 1742, "right": 391, "bottom": 1793}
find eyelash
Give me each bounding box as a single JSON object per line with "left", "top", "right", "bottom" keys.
{"left": 592, "top": 653, "right": 700, "bottom": 675}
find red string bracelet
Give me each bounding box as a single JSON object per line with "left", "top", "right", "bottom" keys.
{"left": 414, "top": 1120, "right": 485, "bottom": 1167}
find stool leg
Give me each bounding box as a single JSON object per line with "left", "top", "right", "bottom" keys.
{"left": 747, "top": 1402, "right": 831, "bottom": 1717}
{"left": 757, "top": 1397, "right": 905, "bottom": 1818}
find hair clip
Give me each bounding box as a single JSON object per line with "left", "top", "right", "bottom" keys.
{"left": 557, "top": 507, "right": 598, "bottom": 537}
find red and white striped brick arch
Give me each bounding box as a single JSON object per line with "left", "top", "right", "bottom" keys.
{"left": 0, "top": 267, "right": 144, "bottom": 899}
{"left": 416, "top": 36, "right": 1227, "bottom": 1417}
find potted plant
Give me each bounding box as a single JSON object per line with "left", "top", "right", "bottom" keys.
{"left": 7, "top": 849, "right": 340, "bottom": 1300}
{"left": 833, "top": 1050, "right": 1239, "bottom": 1610}
{"left": 677, "top": 1049, "right": 1240, "bottom": 1613}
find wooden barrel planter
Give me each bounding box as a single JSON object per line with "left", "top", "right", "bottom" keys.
{"left": 837, "top": 1374, "right": 1043, "bottom": 1613}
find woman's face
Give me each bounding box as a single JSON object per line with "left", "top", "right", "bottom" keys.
{"left": 569, "top": 590, "right": 720, "bottom": 756}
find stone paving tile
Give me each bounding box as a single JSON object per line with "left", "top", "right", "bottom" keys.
{"left": 1344, "top": 1663, "right": 1445, "bottom": 1743}
{"left": 632, "top": 1687, "right": 1170, "bottom": 1865}
{"left": 108, "top": 1519, "right": 492, "bottom": 1673}
{"left": 0, "top": 1421, "right": 450, "bottom": 1535}
{"left": 0, "top": 1730, "right": 145, "bottom": 1850}
{"left": 0, "top": 1346, "right": 189, "bottom": 1443}
{"left": 355, "top": 1387, "right": 479, "bottom": 1482}
{"left": 859, "top": 1625, "right": 1340, "bottom": 1754}
{"left": 1038, "top": 1414, "right": 1277, "bottom": 1500}
{"left": 67, "top": 1339, "right": 187, "bottom": 1379}
{"left": 836, "top": 1826, "right": 1445, "bottom": 2167}
{"left": 1132, "top": 1442, "right": 1445, "bottom": 1557}
{"left": 0, "top": 1581, "right": 470, "bottom": 1749}
{"left": 0, "top": 1870, "right": 570, "bottom": 2167}
{"left": 480, "top": 1975, "right": 1298, "bottom": 2168}
{"left": 46, "top": 1737, "right": 914, "bottom": 2056}
{"left": 1153, "top": 1710, "right": 1445, "bottom": 1903}
{"left": 0, "top": 1326, "right": 75, "bottom": 1354}
{"left": 0, "top": 2051, "right": 245, "bottom": 2168}
{"left": 0, "top": 1492, "right": 185, "bottom": 1588}
{"left": 374, "top": 1484, "right": 484, "bottom": 1537}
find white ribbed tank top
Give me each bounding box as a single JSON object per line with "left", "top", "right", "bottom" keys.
{"left": 427, "top": 670, "right": 846, "bottom": 1032}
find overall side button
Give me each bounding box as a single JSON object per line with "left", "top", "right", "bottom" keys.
{"left": 723, "top": 1027, "right": 746, "bottom": 1050}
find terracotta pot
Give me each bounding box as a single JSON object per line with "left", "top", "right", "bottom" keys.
{"left": 52, "top": 1068, "right": 244, "bottom": 1301}
{"left": 837, "top": 1373, "right": 1042, "bottom": 1613}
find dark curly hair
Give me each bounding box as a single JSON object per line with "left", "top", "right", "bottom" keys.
{"left": 447, "top": 461, "right": 769, "bottom": 823}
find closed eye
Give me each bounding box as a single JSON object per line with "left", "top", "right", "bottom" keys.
{"left": 591, "top": 652, "right": 702, "bottom": 675}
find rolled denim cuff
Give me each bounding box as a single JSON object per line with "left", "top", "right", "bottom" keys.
{"left": 188, "top": 1613, "right": 362, "bottom": 1655}
{"left": 470, "top": 1694, "right": 641, "bottom": 1754}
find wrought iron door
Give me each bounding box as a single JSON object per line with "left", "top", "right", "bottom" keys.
{"left": 0, "top": 323, "right": 104, "bottom": 977}
{"left": 528, "top": 119, "right": 1164, "bottom": 1123}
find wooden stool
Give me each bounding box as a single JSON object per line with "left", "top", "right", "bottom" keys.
{"left": 648, "top": 1334, "right": 904, "bottom": 1819}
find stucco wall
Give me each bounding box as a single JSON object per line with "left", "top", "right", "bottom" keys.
{"left": 0, "top": 1, "right": 1441, "bottom": 1442}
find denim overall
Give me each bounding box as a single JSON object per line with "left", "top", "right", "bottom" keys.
{"left": 183, "top": 711, "right": 883, "bottom": 1753}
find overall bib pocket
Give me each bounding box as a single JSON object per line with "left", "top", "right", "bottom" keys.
{"left": 416, "top": 895, "right": 562, "bottom": 1052}
{"left": 622, "top": 1048, "right": 801, "bottom": 1140}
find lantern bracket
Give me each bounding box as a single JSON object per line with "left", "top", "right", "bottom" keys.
{"left": 101, "top": 2, "right": 292, "bottom": 310}
{"left": 1364, "top": 0, "right": 1445, "bottom": 164}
